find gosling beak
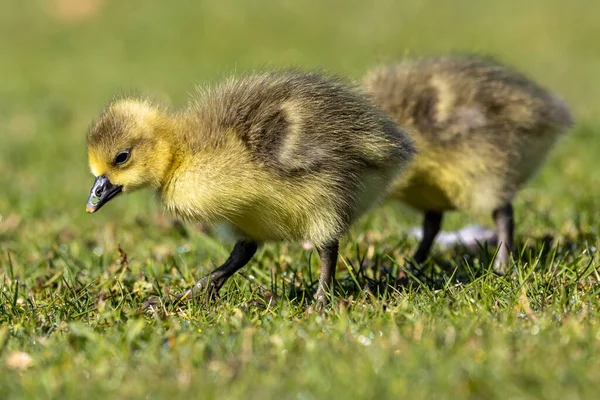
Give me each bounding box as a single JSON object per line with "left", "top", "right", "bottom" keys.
{"left": 86, "top": 174, "right": 123, "bottom": 213}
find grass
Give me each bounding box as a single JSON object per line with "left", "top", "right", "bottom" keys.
{"left": 1, "top": 0, "right": 600, "bottom": 398}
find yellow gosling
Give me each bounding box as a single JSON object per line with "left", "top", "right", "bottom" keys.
{"left": 363, "top": 54, "right": 573, "bottom": 273}
{"left": 85, "top": 69, "right": 415, "bottom": 307}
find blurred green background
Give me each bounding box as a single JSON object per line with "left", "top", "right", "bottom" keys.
{"left": 1, "top": 1, "right": 600, "bottom": 398}
{"left": 1, "top": 0, "right": 599, "bottom": 225}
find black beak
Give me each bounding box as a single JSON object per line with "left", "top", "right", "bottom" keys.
{"left": 86, "top": 174, "right": 123, "bottom": 213}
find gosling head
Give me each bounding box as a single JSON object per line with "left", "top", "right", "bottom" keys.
{"left": 85, "top": 98, "right": 176, "bottom": 213}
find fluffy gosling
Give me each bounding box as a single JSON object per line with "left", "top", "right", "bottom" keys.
{"left": 85, "top": 70, "right": 415, "bottom": 307}
{"left": 362, "top": 54, "right": 573, "bottom": 273}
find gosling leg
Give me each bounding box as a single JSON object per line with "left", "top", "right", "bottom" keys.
{"left": 143, "top": 240, "right": 257, "bottom": 310}
{"left": 413, "top": 211, "right": 443, "bottom": 264}
{"left": 492, "top": 203, "right": 514, "bottom": 274}
{"left": 315, "top": 240, "right": 339, "bottom": 309}
{"left": 183, "top": 240, "right": 258, "bottom": 301}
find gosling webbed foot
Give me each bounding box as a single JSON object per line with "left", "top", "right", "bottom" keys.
{"left": 141, "top": 288, "right": 216, "bottom": 311}
{"left": 141, "top": 293, "right": 188, "bottom": 313}
{"left": 141, "top": 296, "right": 161, "bottom": 312}
{"left": 179, "top": 275, "right": 224, "bottom": 303}
{"left": 314, "top": 289, "right": 329, "bottom": 311}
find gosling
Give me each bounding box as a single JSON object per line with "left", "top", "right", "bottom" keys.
{"left": 85, "top": 69, "right": 415, "bottom": 307}
{"left": 362, "top": 54, "right": 573, "bottom": 273}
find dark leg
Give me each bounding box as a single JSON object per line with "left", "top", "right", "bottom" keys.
{"left": 143, "top": 240, "right": 257, "bottom": 310}
{"left": 492, "top": 203, "right": 514, "bottom": 274}
{"left": 413, "top": 211, "right": 443, "bottom": 264}
{"left": 314, "top": 240, "right": 339, "bottom": 309}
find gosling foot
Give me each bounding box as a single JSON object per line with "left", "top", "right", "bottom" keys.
{"left": 314, "top": 289, "right": 329, "bottom": 311}
{"left": 141, "top": 280, "right": 222, "bottom": 312}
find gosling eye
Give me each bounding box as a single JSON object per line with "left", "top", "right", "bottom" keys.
{"left": 113, "top": 150, "right": 130, "bottom": 166}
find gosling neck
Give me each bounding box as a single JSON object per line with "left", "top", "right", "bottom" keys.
{"left": 153, "top": 111, "right": 187, "bottom": 189}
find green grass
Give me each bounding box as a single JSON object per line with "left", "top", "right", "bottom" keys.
{"left": 1, "top": 0, "right": 600, "bottom": 398}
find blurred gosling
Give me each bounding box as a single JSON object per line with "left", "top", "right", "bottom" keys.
{"left": 362, "top": 54, "right": 573, "bottom": 273}
{"left": 85, "top": 69, "right": 415, "bottom": 307}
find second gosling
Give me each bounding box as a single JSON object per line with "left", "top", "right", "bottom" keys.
{"left": 362, "top": 55, "right": 573, "bottom": 273}
{"left": 85, "top": 70, "right": 415, "bottom": 307}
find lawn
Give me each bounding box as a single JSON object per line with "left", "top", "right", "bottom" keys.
{"left": 1, "top": 1, "right": 600, "bottom": 399}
